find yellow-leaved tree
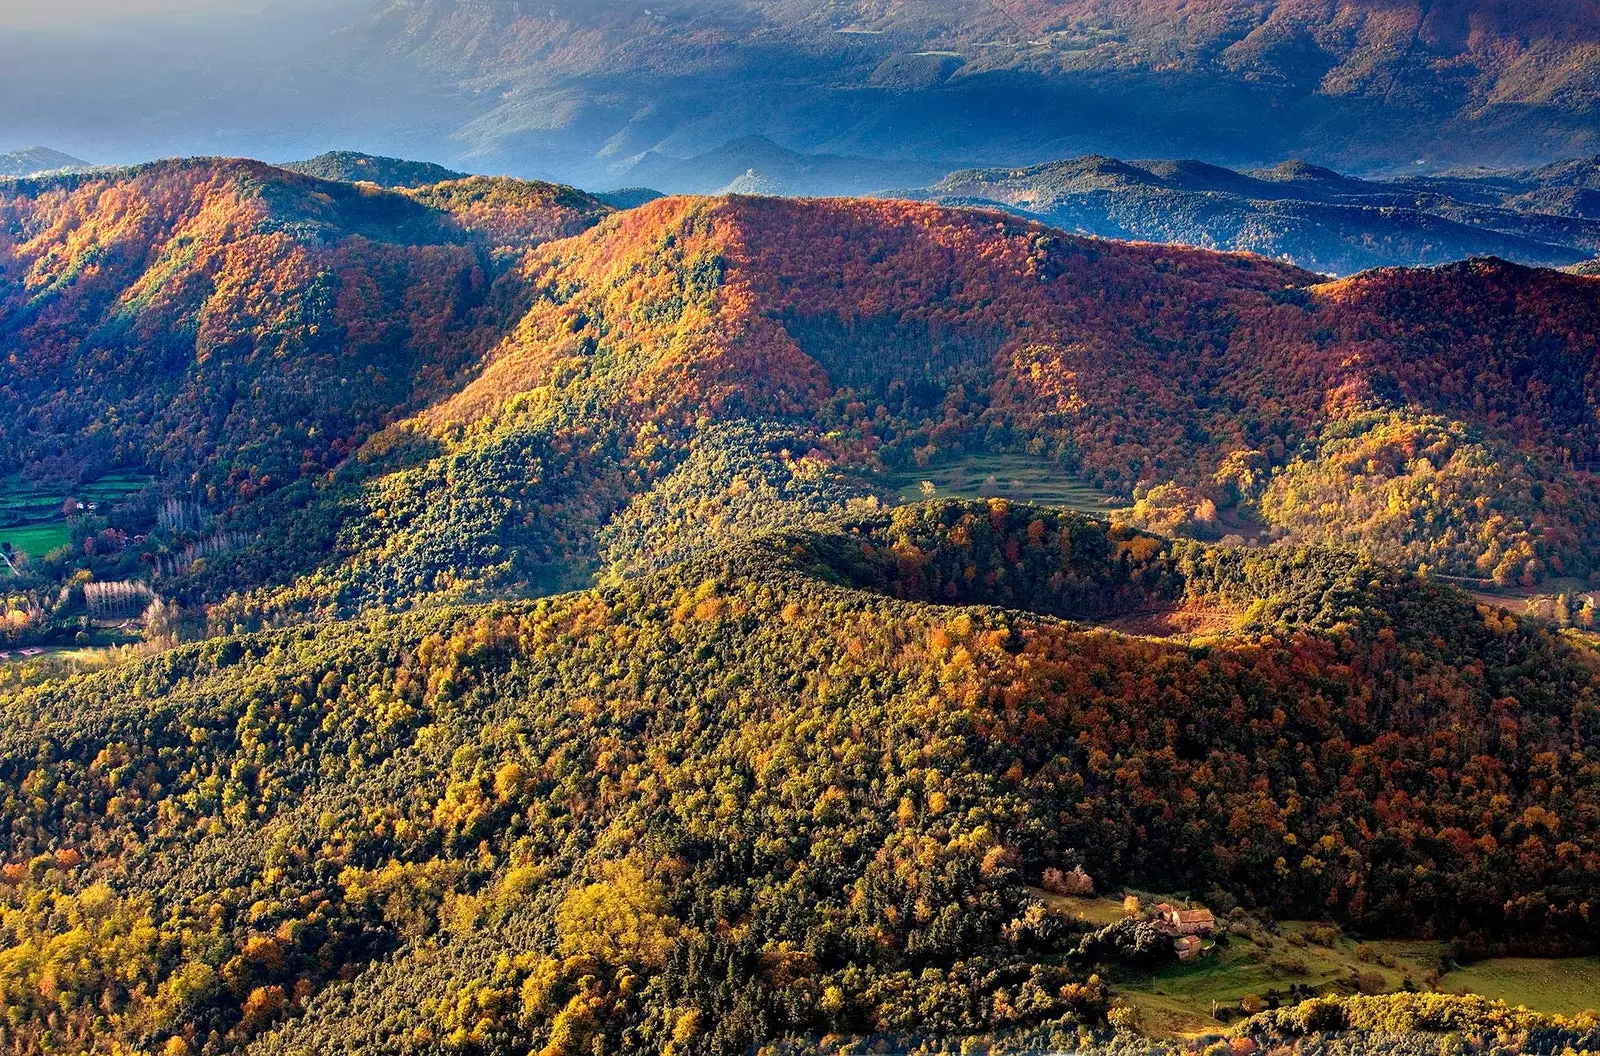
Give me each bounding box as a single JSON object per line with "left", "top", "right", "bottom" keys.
{"left": 555, "top": 860, "right": 674, "bottom": 967}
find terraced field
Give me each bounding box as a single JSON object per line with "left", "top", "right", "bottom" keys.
{"left": 890, "top": 452, "right": 1125, "bottom": 513}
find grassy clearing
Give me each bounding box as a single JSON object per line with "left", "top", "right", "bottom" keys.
{"left": 1027, "top": 891, "right": 1599, "bottom": 1035}
{"left": 890, "top": 452, "right": 1125, "bottom": 513}
{"left": 1027, "top": 889, "right": 1130, "bottom": 926}
{"left": 1101, "top": 598, "right": 1250, "bottom": 639}
{"left": 1130, "top": 992, "right": 1232, "bottom": 1037}
{"left": 1, "top": 522, "right": 72, "bottom": 558}
{"left": 0, "top": 473, "right": 150, "bottom": 557}
{"left": 1110, "top": 920, "right": 1600, "bottom": 1035}
{"left": 1042, "top": 904, "right": 1447, "bottom": 1038}
{"left": 1119, "top": 921, "right": 1442, "bottom": 1013}
{"left": 1440, "top": 957, "right": 1600, "bottom": 1016}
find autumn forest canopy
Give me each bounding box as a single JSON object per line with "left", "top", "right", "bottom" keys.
{"left": 0, "top": 144, "right": 1597, "bottom": 1056}
{"left": 5, "top": 160, "right": 1600, "bottom": 611}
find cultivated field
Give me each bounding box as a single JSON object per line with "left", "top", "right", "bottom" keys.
{"left": 0, "top": 473, "right": 149, "bottom": 557}
{"left": 891, "top": 452, "right": 1125, "bottom": 513}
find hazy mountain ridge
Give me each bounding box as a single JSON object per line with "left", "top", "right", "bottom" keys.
{"left": 624, "top": 135, "right": 946, "bottom": 196}
{"left": 0, "top": 146, "right": 91, "bottom": 178}
{"left": 281, "top": 149, "right": 468, "bottom": 188}
{"left": 7, "top": 2, "right": 1600, "bottom": 188}
{"left": 904, "top": 154, "right": 1600, "bottom": 273}
{"left": 332, "top": 0, "right": 1600, "bottom": 182}
{"left": 279, "top": 143, "right": 1600, "bottom": 274}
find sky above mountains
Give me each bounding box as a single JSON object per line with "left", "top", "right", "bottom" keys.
{"left": 0, "top": 0, "right": 446, "bottom": 166}
{"left": 0, "top": 0, "right": 365, "bottom": 29}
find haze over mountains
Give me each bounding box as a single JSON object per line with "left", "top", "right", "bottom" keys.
{"left": 8, "top": 142, "right": 1600, "bottom": 277}
{"left": 6, "top": 0, "right": 1600, "bottom": 184}
{"left": 333, "top": 0, "right": 1600, "bottom": 180}
{"left": 0, "top": 147, "right": 89, "bottom": 178}
{"left": 905, "top": 154, "right": 1600, "bottom": 274}
{"left": 206, "top": 146, "right": 1600, "bottom": 274}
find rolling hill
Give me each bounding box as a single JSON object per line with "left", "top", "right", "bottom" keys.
{"left": 206, "top": 192, "right": 1600, "bottom": 625}
{"left": 1402, "top": 157, "right": 1600, "bottom": 217}
{"left": 281, "top": 150, "right": 468, "bottom": 188}
{"left": 5, "top": 162, "right": 1600, "bottom": 624}
{"left": 0, "top": 158, "right": 610, "bottom": 491}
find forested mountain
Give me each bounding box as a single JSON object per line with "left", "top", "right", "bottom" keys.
{"left": 5, "top": 3, "right": 1600, "bottom": 1054}
{"left": 0, "top": 159, "right": 609, "bottom": 490}
{"left": 5, "top": 163, "right": 1600, "bottom": 628}
{"left": 281, "top": 151, "right": 467, "bottom": 188}
{"left": 0, "top": 147, "right": 89, "bottom": 179}
{"left": 908, "top": 155, "right": 1600, "bottom": 274}
{"left": 207, "top": 192, "right": 1600, "bottom": 625}
{"left": 0, "top": 150, "right": 1597, "bottom": 1054}
{"left": 2, "top": 504, "right": 1597, "bottom": 1054}
{"left": 1403, "top": 157, "right": 1600, "bottom": 218}
{"left": 330, "top": 0, "right": 1600, "bottom": 182}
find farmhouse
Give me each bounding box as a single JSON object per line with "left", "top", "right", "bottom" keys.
{"left": 1174, "top": 934, "right": 1204, "bottom": 962}
{"left": 1155, "top": 903, "right": 1216, "bottom": 936}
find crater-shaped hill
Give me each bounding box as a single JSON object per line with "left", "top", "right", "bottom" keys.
{"left": 0, "top": 158, "right": 611, "bottom": 487}
{"left": 5, "top": 173, "right": 1598, "bottom": 618}
{"left": 5, "top": 500, "right": 1598, "bottom": 1053}
{"left": 220, "top": 193, "right": 1600, "bottom": 622}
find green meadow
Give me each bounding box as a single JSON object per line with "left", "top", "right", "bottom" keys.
{"left": 1439, "top": 957, "right": 1600, "bottom": 1016}
{"left": 1031, "top": 894, "right": 1597, "bottom": 1036}
{"left": 0, "top": 473, "right": 150, "bottom": 558}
